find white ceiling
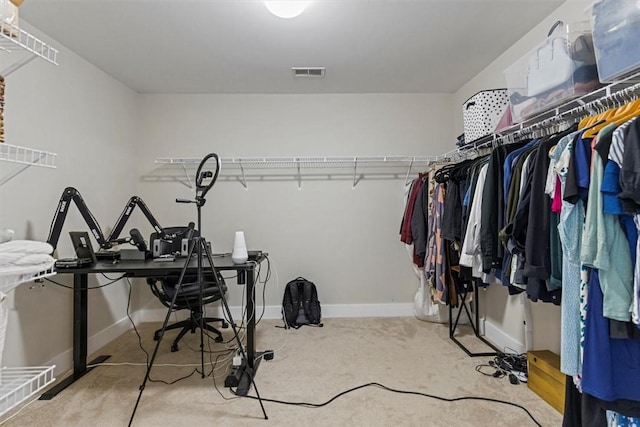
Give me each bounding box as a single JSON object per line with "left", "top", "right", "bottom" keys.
{"left": 21, "top": 0, "right": 565, "bottom": 94}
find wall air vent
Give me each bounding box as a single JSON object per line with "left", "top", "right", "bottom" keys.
{"left": 292, "top": 67, "right": 326, "bottom": 77}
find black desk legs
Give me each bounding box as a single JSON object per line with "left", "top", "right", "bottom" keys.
{"left": 74, "top": 272, "right": 87, "bottom": 373}
{"left": 226, "top": 263, "right": 273, "bottom": 396}
{"left": 246, "top": 265, "right": 256, "bottom": 368}
{"left": 40, "top": 273, "right": 110, "bottom": 400}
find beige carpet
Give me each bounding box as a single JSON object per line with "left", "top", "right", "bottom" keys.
{"left": 2, "top": 317, "right": 563, "bottom": 427}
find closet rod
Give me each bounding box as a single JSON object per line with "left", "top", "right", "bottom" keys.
{"left": 438, "top": 72, "right": 640, "bottom": 164}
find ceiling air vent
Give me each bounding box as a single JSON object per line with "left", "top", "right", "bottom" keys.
{"left": 292, "top": 67, "right": 326, "bottom": 77}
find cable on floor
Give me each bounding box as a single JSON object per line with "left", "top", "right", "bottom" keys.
{"left": 120, "top": 278, "right": 242, "bottom": 385}
{"left": 0, "top": 395, "right": 39, "bottom": 425}
{"left": 235, "top": 382, "right": 543, "bottom": 427}
{"left": 475, "top": 352, "right": 528, "bottom": 383}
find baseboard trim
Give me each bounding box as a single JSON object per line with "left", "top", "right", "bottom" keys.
{"left": 322, "top": 303, "right": 414, "bottom": 318}
{"left": 483, "top": 319, "right": 525, "bottom": 354}
{"left": 46, "top": 315, "right": 140, "bottom": 376}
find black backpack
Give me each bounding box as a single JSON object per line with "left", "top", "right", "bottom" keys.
{"left": 282, "top": 277, "right": 323, "bottom": 329}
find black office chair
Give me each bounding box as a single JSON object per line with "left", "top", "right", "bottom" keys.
{"left": 147, "top": 271, "right": 228, "bottom": 352}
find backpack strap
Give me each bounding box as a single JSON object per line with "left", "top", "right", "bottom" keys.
{"left": 302, "top": 281, "right": 322, "bottom": 325}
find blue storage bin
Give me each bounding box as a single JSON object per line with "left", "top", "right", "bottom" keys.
{"left": 590, "top": 0, "right": 640, "bottom": 83}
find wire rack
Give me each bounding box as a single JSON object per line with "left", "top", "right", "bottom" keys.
{"left": 0, "top": 266, "right": 56, "bottom": 293}
{"left": 0, "top": 144, "right": 56, "bottom": 167}
{"left": 0, "top": 266, "right": 56, "bottom": 420}
{"left": 0, "top": 144, "right": 57, "bottom": 187}
{"left": 0, "top": 22, "right": 58, "bottom": 76}
{"left": 0, "top": 366, "right": 55, "bottom": 418}
{"left": 155, "top": 155, "right": 435, "bottom": 188}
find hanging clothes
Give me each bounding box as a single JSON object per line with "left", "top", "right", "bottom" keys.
{"left": 480, "top": 142, "right": 528, "bottom": 276}
{"left": 425, "top": 178, "right": 447, "bottom": 304}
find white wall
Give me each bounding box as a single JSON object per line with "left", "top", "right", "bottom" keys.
{"left": 452, "top": 0, "right": 592, "bottom": 353}
{"left": 0, "top": 22, "right": 139, "bottom": 369}
{"left": 134, "top": 93, "right": 453, "bottom": 313}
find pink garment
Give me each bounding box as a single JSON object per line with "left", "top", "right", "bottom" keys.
{"left": 552, "top": 176, "right": 562, "bottom": 214}
{"left": 496, "top": 102, "right": 513, "bottom": 131}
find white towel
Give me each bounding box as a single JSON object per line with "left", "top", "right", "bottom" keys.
{"left": 0, "top": 240, "right": 53, "bottom": 255}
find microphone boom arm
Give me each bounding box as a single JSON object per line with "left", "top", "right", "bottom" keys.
{"left": 46, "top": 187, "right": 109, "bottom": 250}
{"left": 106, "top": 196, "right": 165, "bottom": 248}
{"left": 46, "top": 187, "right": 166, "bottom": 252}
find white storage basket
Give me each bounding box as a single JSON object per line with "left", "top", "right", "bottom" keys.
{"left": 463, "top": 89, "right": 509, "bottom": 143}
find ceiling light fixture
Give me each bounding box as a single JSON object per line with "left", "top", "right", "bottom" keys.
{"left": 265, "top": 1, "right": 310, "bottom": 19}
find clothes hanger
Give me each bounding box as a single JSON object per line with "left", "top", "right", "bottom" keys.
{"left": 579, "top": 100, "right": 603, "bottom": 129}
{"left": 583, "top": 94, "right": 640, "bottom": 138}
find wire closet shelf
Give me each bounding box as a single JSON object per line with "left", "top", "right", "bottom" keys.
{"left": 0, "top": 23, "right": 59, "bottom": 186}
{"left": 155, "top": 155, "right": 436, "bottom": 188}
{"left": 442, "top": 71, "right": 640, "bottom": 162}
{"left": 0, "top": 366, "right": 55, "bottom": 419}
{"left": 0, "top": 267, "right": 57, "bottom": 421}
{"left": 0, "top": 22, "right": 58, "bottom": 76}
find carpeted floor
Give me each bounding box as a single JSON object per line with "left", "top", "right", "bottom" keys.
{"left": 1, "top": 317, "right": 563, "bottom": 426}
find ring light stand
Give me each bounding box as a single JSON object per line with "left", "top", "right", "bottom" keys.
{"left": 129, "top": 153, "right": 267, "bottom": 425}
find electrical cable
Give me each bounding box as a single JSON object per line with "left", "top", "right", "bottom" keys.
{"left": 255, "top": 255, "right": 271, "bottom": 325}
{"left": 122, "top": 278, "right": 200, "bottom": 385}
{"left": 0, "top": 395, "right": 39, "bottom": 425}
{"left": 100, "top": 272, "right": 128, "bottom": 281}
{"left": 126, "top": 263, "right": 245, "bottom": 385}
{"left": 211, "top": 352, "right": 241, "bottom": 402}
{"left": 235, "top": 382, "right": 542, "bottom": 426}
{"left": 125, "top": 278, "right": 150, "bottom": 365}
{"left": 475, "top": 352, "right": 528, "bottom": 383}
{"left": 91, "top": 280, "right": 233, "bottom": 369}
{"left": 202, "top": 329, "right": 237, "bottom": 381}
{"left": 86, "top": 361, "right": 231, "bottom": 368}
{"left": 44, "top": 275, "right": 126, "bottom": 290}
{"left": 251, "top": 256, "right": 290, "bottom": 364}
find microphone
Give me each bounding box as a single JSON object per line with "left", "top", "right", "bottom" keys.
{"left": 129, "top": 228, "right": 147, "bottom": 252}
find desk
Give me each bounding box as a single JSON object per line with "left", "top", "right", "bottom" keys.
{"left": 41, "top": 253, "right": 268, "bottom": 399}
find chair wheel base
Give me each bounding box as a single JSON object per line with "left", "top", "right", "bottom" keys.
{"left": 222, "top": 321, "right": 229, "bottom": 329}
{"left": 215, "top": 336, "right": 223, "bottom": 343}
{"left": 154, "top": 331, "right": 162, "bottom": 341}
{"left": 171, "top": 344, "right": 179, "bottom": 352}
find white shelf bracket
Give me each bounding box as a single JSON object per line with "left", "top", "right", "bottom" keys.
{"left": 296, "top": 158, "right": 302, "bottom": 189}
{"left": 181, "top": 163, "right": 194, "bottom": 189}
{"left": 239, "top": 161, "right": 247, "bottom": 189}
{"left": 352, "top": 157, "right": 359, "bottom": 188}
{"left": 404, "top": 157, "right": 415, "bottom": 186}
{"left": 1, "top": 53, "right": 37, "bottom": 77}
{"left": 1, "top": 162, "right": 32, "bottom": 186}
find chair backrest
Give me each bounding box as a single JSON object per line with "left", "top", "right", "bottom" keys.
{"left": 148, "top": 271, "right": 226, "bottom": 310}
